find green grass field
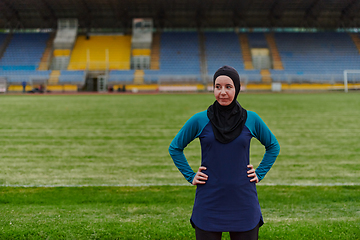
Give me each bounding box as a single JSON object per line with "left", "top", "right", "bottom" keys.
{"left": 0, "top": 92, "right": 359, "bottom": 239}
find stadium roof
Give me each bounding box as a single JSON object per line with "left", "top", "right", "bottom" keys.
{"left": 0, "top": 0, "right": 360, "bottom": 30}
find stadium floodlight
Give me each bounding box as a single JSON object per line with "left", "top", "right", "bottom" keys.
{"left": 343, "top": 70, "right": 360, "bottom": 93}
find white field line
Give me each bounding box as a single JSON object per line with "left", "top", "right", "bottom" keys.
{"left": 1, "top": 183, "right": 360, "bottom": 187}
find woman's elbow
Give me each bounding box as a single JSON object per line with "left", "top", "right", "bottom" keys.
{"left": 267, "top": 141, "right": 280, "bottom": 156}
{"left": 168, "top": 144, "right": 175, "bottom": 155}
{"left": 275, "top": 142, "right": 280, "bottom": 156}
{"left": 169, "top": 143, "right": 182, "bottom": 156}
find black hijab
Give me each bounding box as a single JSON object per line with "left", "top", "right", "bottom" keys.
{"left": 207, "top": 66, "right": 247, "bottom": 144}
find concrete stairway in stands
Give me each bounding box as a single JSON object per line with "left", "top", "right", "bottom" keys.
{"left": 38, "top": 33, "right": 55, "bottom": 70}
{"left": 150, "top": 32, "right": 161, "bottom": 70}
{"left": 239, "top": 33, "right": 254, "bottom": 70}
{"left": 133, "top": 70, "right": 144, "bottom": 84}
{"left": 265, "top": 33, "right": 284, "bottom": 70}
{"left": 350, "top": 33, "right": 360, "bottom": 54}
{"left": 48, "top": 70, "right": 60, "bottom": 85}
{"left": 260, "top": 69, "right": 272, "bottom": 83}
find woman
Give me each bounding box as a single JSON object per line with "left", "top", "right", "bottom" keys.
{"left": 168, "top": 66, "right": 280, "bottom": 240}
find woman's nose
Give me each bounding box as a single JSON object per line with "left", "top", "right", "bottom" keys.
{"left": 220, "top": 87, "right": 226, "bottom": 94}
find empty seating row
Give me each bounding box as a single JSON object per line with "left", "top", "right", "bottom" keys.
{"left": 58, "top": 70, "right": 85, "bottom": 84}
{"left": 108, "top": 70, "right": 135, "bottom": 82}
{"left": 0, "top": 70, "right": 51, "bottom": 83}
{"left": 0, "top": 33, "right": 49, "bottom": 70}
{"left": 0, "top": 70, "right": 85, "bottom": 84}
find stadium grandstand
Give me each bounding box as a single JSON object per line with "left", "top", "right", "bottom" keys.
{"left": 0, "top": 0, "right": 360, "bottom": 93}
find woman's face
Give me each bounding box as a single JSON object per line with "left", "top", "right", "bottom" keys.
{"left": 214, "top": 76, "right": 236, "bottom": 106}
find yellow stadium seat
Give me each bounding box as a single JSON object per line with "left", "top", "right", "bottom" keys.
{"left": 63, "top": 84, "right": 78, "bottom": 91}
{"left": 8, "top": 85, "right": 33, "bottom": 92}
{"left": 132, "top": 49, "right": 151, "bottom": 56}
{"left": 53, "top": 49, "right": 71, "bottom": 57}
{"left": 68, "top": 35, "right": 132, "bottom": 71}
{"left": 47, "top": 85, "right": 63, "bottom": 92}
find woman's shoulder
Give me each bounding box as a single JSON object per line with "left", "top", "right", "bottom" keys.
{"left": 245, "top": 110, "right": 260, "bottom": 120}
{"left": 245, "top": 110, "right": 265, "bottom": 128}
{"left": 192, "top": 110, "right": 208, "bottom": 118}
{"left": 187, "top": 110, "right": 209, "bottom": 124}
{"left": 178, "top": 110, "right": 209, "bottom": 138}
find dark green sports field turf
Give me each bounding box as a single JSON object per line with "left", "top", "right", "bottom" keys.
{"left": 0, "top": 92, "right": 359, "bottom": 239}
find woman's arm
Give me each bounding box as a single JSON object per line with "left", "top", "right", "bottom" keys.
{"left": 168, "top": 111, "right": 209, "bottom": 183}
{"left": 246, "top": 111, "right": 280, "bottom": 182}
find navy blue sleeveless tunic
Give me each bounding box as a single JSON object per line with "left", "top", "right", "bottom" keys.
{"left": 169, "top": 110, "right": 280, "bottom": 232}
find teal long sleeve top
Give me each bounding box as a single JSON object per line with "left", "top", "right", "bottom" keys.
{"left": 169, "top": 110, "right": 280, "bottom": 184}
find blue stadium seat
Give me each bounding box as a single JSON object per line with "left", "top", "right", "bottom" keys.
{"left": 0, "top": 70, "right": 51, "bottom": 83}
{"left": 205, "top": 32, "right": 262, "bottom": 83}
{"left": 58, "top": 70, "right": 86, "bottom": 84}
{"left": 108, "top": 70, "right": 135, "bottom": 83}
{"left": 273, "top": 32, "right": 360, "bottom": 82}
{"left": 205, "top": 32, "right": 245, "bottom": 75}
{"left": 248, "top": 32, "right": 268, "bottom": 48}
{"left": 158, "top": 32, "right": 201, "bottom": 80}
{"left": 0, "top": 33, "right": 49, "bottom": 70}
{"left": 143, "top": 70, "right": 160, "bottom": 83}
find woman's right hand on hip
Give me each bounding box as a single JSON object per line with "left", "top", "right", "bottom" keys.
{"left": 192, "top": 166, "right": 208, "bottom": 185}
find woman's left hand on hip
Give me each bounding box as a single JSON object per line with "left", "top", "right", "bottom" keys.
{"left": 247, "top": 165, "right": 259, "bottom": 183}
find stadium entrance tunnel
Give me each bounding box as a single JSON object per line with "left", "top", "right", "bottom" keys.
{"left": 83, "top": 77, "right": 98, "bottom": 92}
{"left": 82, "top": 71, "right": 107, "bottom": 92}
